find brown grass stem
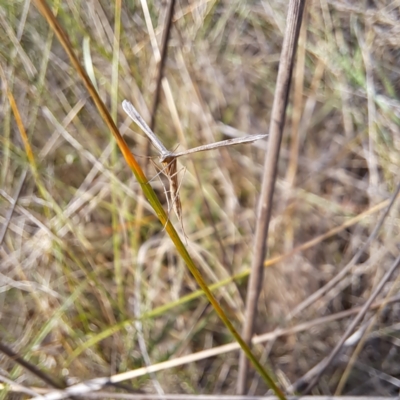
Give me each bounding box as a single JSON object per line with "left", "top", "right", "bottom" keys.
{"left": 0, "top": 341, "right": 65, "bottom": 390}
{"left": 237, "top": 0, "right": 306, "bottom": 393}
{"left": 149, "top": 0, "right": 176, "bottom": 132}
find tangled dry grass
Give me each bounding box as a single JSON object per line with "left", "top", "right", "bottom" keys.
{"left": 1, "top": 0, "right": 400, "bottom": 398}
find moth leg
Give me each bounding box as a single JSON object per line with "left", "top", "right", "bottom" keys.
{"left": 167, "top": 165, "right": 188, "bottom": 242}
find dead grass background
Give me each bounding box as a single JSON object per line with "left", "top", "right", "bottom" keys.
{"left": 1, "top": 0, "right": 400, "bottom": 397}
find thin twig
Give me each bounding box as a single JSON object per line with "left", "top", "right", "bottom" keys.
{"left": 0, "top": 341, "right": 65, "bottom": 390}
{"left": 237, "top": 0, "right": 306, "bottom": 394}
{"left": 145, "top": 0, "right": 176, "bottom": 175}
{"left": 149, "top": 0, "right": 176, "bottom": 132}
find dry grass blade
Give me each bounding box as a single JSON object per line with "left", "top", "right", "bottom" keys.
{"left": 149, "top": 0, "right": 176, "bottom": 132}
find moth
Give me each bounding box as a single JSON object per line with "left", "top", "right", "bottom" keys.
{"left": 122, "top": 100, "right": 267, "bottom": 226}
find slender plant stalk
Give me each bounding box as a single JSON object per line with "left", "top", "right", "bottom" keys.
{"left": 0, "top": 342, "right": 66, "bottom": 390}
{"left": 33, "top": 1, "right": 285, "bottom": 397}
{"left": 237, "top": 0, "right": 306, "bottom": 394}
{"left": 149, "top": 0, "right": 176, "bottom": 132}
{"left": 110, "top": 0, "right": 124, "bottom": 311}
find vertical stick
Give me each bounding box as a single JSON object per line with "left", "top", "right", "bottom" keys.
{"left": 145, "top": 0, "right": 177, "bottom": 174}
{"left": 149, "top": 0, "right": 176, "bottom": 131}
{"left": 237, "top": 0, "right": 306, "bottom": 394}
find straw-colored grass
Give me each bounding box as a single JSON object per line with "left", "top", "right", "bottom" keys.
{"left": 1, "top": 0, "right": 400, "bottom": 398}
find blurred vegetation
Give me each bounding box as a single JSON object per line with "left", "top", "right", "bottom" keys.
{"left": 1, "top": 0, "right": 400, "bottom": 397}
